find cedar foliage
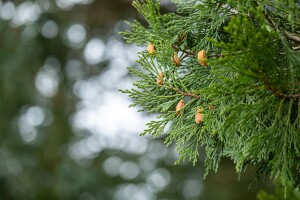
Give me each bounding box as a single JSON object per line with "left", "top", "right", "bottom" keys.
{"left": 121, "top": 0, "right": 300, "bottom": 191}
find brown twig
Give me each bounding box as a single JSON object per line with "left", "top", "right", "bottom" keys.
{"left": 262, "top": 78, "right": 300, "bottom": 98}
{"left": 172, "top": 44, "right": 242, "bottom": 58}
{"left": 175, "top": 88, "right": 200, "bottom": 98}
{"left": 167, "top": 85, "right": 200, "bottom": 98}
{"left": 172, "top": 45, "right": 196, "bottom": 56}
{"left": 283, "top": 30, "right": 300, "bottom": 44}
{"left": 292, "top": 46, "right": 300, "bottom": 51}
{"left": 263, "top": 10, "right": 300, "bottom": 45}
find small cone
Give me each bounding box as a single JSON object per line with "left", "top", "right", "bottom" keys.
{"left": 156, "top": 78, "right": 163, "bottom": 85}
{"left": 197, "top": 50, "right": 208, "bottom": 66}
{"left": 147, "top": 43, "right": 155, "bottom": 54}
{"left": 195, "top": 108, "right": 203, "bottom": 124}
{"left": 156, "top": 72, "right": 164, "bottom": 85}
{"left": 176, "top": 100, "right": 185, "bottom": 115}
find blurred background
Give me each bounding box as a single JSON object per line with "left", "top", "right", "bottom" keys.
{"left": 0, "top": 0, "right": 271, "bottom": 199}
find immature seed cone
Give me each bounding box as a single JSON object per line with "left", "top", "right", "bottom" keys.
{"left": 156, "top": 78, "right": 163, "bottom": 85}
{"left": 147, "top": 43, "right": 155, "bottom": 54}
{"left": 172, "top": 53, "right": 180, "bottom": 65}
{"left": 176, "top": 100, "right": 185, "bottom": 115}
{"left": 195, "top": 108, "right": 203, "bottom": 124}
{"left": 156, "top": 72, "right": 164, "bottom": 85}
{"left": 197, "top": 50, "right": 208, "bottom": 66}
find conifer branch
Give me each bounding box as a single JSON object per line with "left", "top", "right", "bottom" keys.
{"left": 171, "top": 44, "right": 243, "bottom": 58}
{"left": 262, "top": 78, "right": 300, "bottom": 98}
{"left": 292, "top": 46, "right": 300, "bottom": 51}
{"left": 123, "top": 0, "right": 300, "bottom": 190}
{"left": 165, "top": 84, "right": 200, "bottom": 99}
{"left": 283, "top": 30, "right": 300, "bottom": 44}
{"left": 171, "top": 45, "right": 195, "bottom": 56}
{"left": 175, "top": 89, "right": 200, "bottom": 99}
{"left": 263, "top": 10, "right": 300, "bottom": 45}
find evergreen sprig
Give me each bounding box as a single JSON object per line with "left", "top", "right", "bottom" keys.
{"left": 121, "top": 0, "right": 300, "bottom": 189}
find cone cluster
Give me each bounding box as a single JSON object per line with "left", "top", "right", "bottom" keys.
{"left": 147, "top": 42, "right": 208, "bottom": 125}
